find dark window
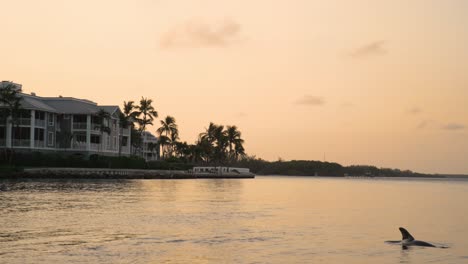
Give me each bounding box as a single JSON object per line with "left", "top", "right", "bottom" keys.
{"left": 91, "top": 135, "right": 100, "bottom": 144}
{"left": 34, "top": 128, "right": 44, "bottom": 140}
{"left": 13, "top": 127, "right": 30, "bottom": 140}
{"left": 122, "top": 136, "right": 128, "bottom": 147}
{"left": 35, "top": 111, "right": 45, "bottom": 120}
{"left": 73, "top": 115, "right": 87, "bottom": 123}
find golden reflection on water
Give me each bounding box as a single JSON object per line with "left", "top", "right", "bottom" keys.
{"left": 1, "top": 177, "right": 468, "bottom": 263}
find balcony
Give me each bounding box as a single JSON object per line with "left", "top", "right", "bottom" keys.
{"left": 72, "top": 141, "right": 87, "bottom": 150}
{"left": 73, "top": 122, "right": 88, "bottom": 130}
{"left": 13, "top": 139, "right": 31, "bottom": 147}
{"left": 91, "top": 143, "right": 100, "bottom": 151}
{"left": 120, "top": 146, "right": 130, "bottom": 154}
{"left": 18, "top": 118, "right": 31, "bottom": 126}
{"left": 34, "top": 140, "right": 45, "bottom": 148}
{"left": 34, "top": 119, "right": 46, "bottom": 127}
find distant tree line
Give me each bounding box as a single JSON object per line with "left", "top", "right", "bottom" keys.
{"left": 228, "top": 156, "right": 434, "bottom": 177}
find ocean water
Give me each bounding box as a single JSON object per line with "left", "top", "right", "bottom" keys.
{"left": 1, "top": 176, "right": 468, "bottom": 264}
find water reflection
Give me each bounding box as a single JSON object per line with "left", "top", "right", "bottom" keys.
{"left": 0, "top": 177, "right": 467, "bottom": 264}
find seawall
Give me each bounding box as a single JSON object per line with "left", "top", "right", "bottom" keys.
{"left": 3, "top": 167, "right": 255, "bottom": 179}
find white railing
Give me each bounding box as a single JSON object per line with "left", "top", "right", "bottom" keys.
{"left": 13, "top": 139, "right": 30, "bottom": 147}
{"left": 18, "top": 118, "right": 31, "bottom": 126}
{"left": 73, "top": 122, "right": 87, "bottom": 130}
{"left": 34, "top": 140, "right": 45, "bottom": 148}
{"left": 91, "top": 143, "right": 100, "bottom": 151}
{"left": 72, "top": 142, "right": 87, "bottom": 150}
{"left": 35, "top": 119, "right": 46, "bottom": 127}
{"left": 120, "top": 146, "right": 130, "bottom": 153}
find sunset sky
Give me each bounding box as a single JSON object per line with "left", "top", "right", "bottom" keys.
{"left": 1, "top": 0, "right": 467, "bottom": 174}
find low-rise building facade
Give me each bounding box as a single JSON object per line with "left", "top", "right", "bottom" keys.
{"left": 0, "top": 82, "right": 131, "bottom": 156}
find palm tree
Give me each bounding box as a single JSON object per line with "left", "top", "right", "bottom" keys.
{"left": 94, "top": 109, "right": 111, "bottom": 153}
{"left": 135, "top": 97, "right": 158, "bottom": 132}
{"left": 157, "top": 116, "right": 179, "bottom": 157}
{"left": 0, "top": 83, "right": 23, "bottom": 163}
{"left": 226, "top": 125, "right": 244, "bottom": 161}
{"left": 123, "top": 101, "right": 138, "bottom": 120}
{"left": 158, "top": 135, "right": 170, "bottom": 159}
{"left": 199, "top": 122, "right": 218, "bottom": 144}
{"left": 234, "top": 139, "right": 246, "bottom": 160}
{"left": 119, "top": 101, "right": 138, "bottom": 156}
{"left": 157, "top": 116, "right": 178, "bottom": 137}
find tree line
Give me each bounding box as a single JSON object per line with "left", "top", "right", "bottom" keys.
{"left": 120, "top": 98, "right": 246, "bottom": 165}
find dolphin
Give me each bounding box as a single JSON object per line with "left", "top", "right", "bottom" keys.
{"left": 398, "top": 227, "right": 436, "bottom": 247}
{"left": 386, "top": 227, "right": 437, "bottom": 249}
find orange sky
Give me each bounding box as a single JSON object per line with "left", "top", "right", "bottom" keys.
{"left": 1, "top": 0, "right": 467, "bottom": 174}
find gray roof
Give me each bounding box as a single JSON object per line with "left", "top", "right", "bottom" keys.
{"left": 99, "top": 106, "right": 120, "bottom": 115}
{"left": 41, "top": 98, "right": 119, "bottom": 115}
{"left": 1, "top": 91, "right": 120, "bottom": 116}
{"left": 19, "top": 94, "right": 58, "bottom": 113}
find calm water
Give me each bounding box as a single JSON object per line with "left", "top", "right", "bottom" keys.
{"left": 1, "top": 176, "right": 468, "bottom": 264}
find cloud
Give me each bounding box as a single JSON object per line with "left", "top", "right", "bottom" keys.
{"left": 295, "top": 95, "right": 325, "bottom": 106}
{"left": 349, "top": 40, "right": 387, "bottom": 58}
{"left": 160, "top": 19, "right": 241, "bottom": 49}
{"left": 441, "top": 123, "right": 465, "bottom": 131}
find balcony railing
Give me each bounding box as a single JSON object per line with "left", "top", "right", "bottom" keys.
{"left": 34, "top": 119, "right": 46, "bottom": 127}
{"left": 72, "top": 142, "right": 87, "bottom": 150}
{"left": 91, "top": 143, "right": 100, "bottom": 151}
{"left": 13, "top": 139, "right": 30, "bottom": 147}
{"left": 34, "top": 140, "right": 45, "bottom": 148}
{"left": 73, "top": 122, "right": 87, "bottom": 130}
{"left": 18, "top": 118, "right": 31, "bottom": 126}
{"left": 120, "top": 146, "right": 130, "bottom": 153}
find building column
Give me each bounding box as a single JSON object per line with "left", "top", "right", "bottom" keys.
{"left": 30, "top": 110, "right": 35, "bottom": 149}
{"left": 6, "top": 117, "right": 12, "bottom": 148}
{"left": 86, "top": 114, "right": 91, "bottom": 151}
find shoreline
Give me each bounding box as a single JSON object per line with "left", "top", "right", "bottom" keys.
{"left": 1, "top": 167, "right": 255, "bottom": 179}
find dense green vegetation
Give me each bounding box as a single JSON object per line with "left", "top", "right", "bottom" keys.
{"left": 0, "top": 151, "right": 435, "bottom": 177}
{"left": 229, "top": 156, "right": 434, "bottom": 177}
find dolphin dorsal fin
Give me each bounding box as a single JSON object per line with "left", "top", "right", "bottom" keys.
{"left": 399, "top": 227, "right": 415, "bottom": 241}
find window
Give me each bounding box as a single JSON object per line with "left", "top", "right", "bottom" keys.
{"left": 106, "top": 136, "right": 110, "bottom": 149}
{"left": 48, "top": 132, "right": 54, "bottom": 146}
{"left": 113, "top": 136, "right": 117, "bottom": 148}
{"left": 48, "top": 113, "right": 54, "bottom": 126}
{"left": 91, "top": 135, "right": 100, "bottom": 144}
{"left": 122, "top": 136, "right": 128, "bottom": 147}
{"left": 34, "top": 128, "right": 44, "bottom": 141}
{"left": 35, "top": 111, "right": 45, "bottom": 120}
{"left": 64, "top": 114, "right": 70, "bottom": 119}
{"left": 13, "top": 127, "right": 30, "bottom": 140}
